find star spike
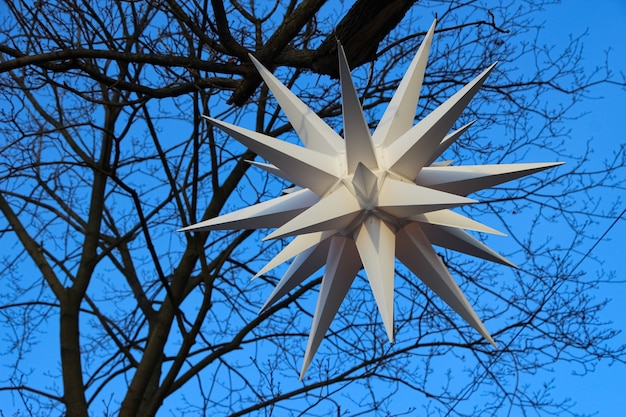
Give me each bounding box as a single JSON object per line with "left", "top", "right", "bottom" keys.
{"left": 397, "top": 222, "right": 496, "bottom": 346}
{"left": 425, "top": 120, "right": 477, "bottom": 167}
{"left": 431, "top": 160, "right": 455, "bottom": 167}
{"left": 421, "top": 222, "right": 517, "bottom": 268}
{"left": 411, "top": 209, "right": 506, "bottom": 236}
{"left": 260, "top": 238, "right": 333, "bottom": 312}
{"left": 385, "top": 62, "right": 497, "bottom": 180}
{"left": 245, "top": 160, "right": 294, "bottom": 184}
{"left": 300, "top": 236, "right": 361, "bottom": 379}
{"left": 338, "top": 43, "right": 378, "bottom": 173}
{"left": 254, "top": 231, "right": 335, "bottom": 279}
{"left": 377, "top": 177, "right": 477, "bottom": 218}
{"left": 263, "top": 186, "right": 361, "bottom": 241}
{"left": 178, "top": 187, "right": 319, "bottom": 232}
{"left": 205, "top": 116, "right": 341, "bottom": 195}
{"left": 248, "top": 54, "right": 345, "bottom": 155}
{"left": 354, "top": 216, "right": 396, "bottom": 342}
{"left": 373, "top": 19, "right": 437, "bottom": 146}
{"left": 417, "top": 162, "right": 565, "bottom": 195}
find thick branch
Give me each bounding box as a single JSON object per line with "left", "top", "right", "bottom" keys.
{"left": 0, "top": 46, "right": 243, "bottom": 75}
{"left": 311, "top": 0, "right": 419, "bottom": 77}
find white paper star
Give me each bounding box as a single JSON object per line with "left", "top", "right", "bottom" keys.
{"left": 180, "top": 20, "right": 563, "bottom": 378}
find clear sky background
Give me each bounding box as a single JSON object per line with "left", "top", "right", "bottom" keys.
{"left": 540, "top": 2, "right": 626, "bottom": 416}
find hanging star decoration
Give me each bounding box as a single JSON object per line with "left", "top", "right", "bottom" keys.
{"left": 180, "top": 20, "right": 563, "bottom": 378}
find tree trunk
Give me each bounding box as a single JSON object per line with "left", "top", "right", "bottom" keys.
{"left": 60, "top": 291, "right": 89, "bottom": 417}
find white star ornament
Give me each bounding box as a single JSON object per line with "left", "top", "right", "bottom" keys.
{"left": 180, "top": 20, "right": 563, "bottom": 378}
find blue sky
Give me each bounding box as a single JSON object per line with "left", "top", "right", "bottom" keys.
{"left": 496, "top": 1, "right": 626, "bottom": 415}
